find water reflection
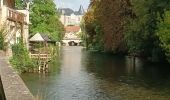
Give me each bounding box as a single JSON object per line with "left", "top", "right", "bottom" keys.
{"left": 84, "top": 51, "right": 170, "bottom": 88}
{"left": 21, "top": 47, "right": 170, "bottom": 100}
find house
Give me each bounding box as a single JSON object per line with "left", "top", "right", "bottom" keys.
{"left": 0, "top": 0, "right": 30, "bottom": 56}
{"left": 58, "top": 5, "right": 85, "bottom": 26}
{"left": 62, "top": 26, "right": 82, "bottom": 46}
{"left": 64, "top": 26, "right": 81, "bottom": 39}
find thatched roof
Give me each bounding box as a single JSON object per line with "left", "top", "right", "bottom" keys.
{"left": 29, "top": 33, "right": 51, "bottom": 42}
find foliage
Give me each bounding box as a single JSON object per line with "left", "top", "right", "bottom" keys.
{"left": 124, "top": 0, "right": 170, "bottom": 61}
{"left": 0, "top": 30, "right": 4, "bottom": 50}
{"left": 82, "top": 8, "right": 101, "bottom": 50}
{"left": 157, "top": 11, "right": 170, "bottom": 62}
{"left": 83, "top": 0, "right": 132, "bottom": 53}
{"left": 29, "top": 0, "right": 65, "bottom": 41}
{"left": 83, "top": 0, "right": 170, "bottom": 62}
{"left": 15, "top": 0, "right": 25, "bottom": 9}
{"left": 0, "top": 27, "right": 8, "bottom": 51}
{"left": 10, "top": 41, "right": 35, "bottom": 73}
{"left": 48, "top": 45, "right": 60, "bottom": 68}
{"left": 94, "top": 0, "right": 131, "bottom": 52}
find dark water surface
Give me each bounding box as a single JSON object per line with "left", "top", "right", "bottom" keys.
{"left": 0, "top": 78, "right": 5, "bottom": 100}
{"left": 21, "top": 46, "right": 170, "bottom": 100}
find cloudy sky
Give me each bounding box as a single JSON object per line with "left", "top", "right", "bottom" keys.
{"left": 54, "top": 0, "right": 90, "bottom": 10}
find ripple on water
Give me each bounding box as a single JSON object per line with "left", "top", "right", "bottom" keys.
{"left": 21, "top": 47, "right": 170, "bottom": 100}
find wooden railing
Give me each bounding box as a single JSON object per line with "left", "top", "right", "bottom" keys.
{"left": 7, "top": 7, "right": 26, "bottom": 23}
{"left": 30, "top": 54, "right": 51, "bottom": 60}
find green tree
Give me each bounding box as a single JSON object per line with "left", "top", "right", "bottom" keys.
{"left": 125, "top": 0, "right": 170, "bottom": 61}
{"left": 84, "top": 0, "right": 132, "bottom": 53}
{"left": 10, "top": 40, "right": 35, "bottom": 73}
{"left": 82, "top": 8, "right": 98, "bottom": 50}
{"left": 157, "top": 11, "right": 170, "bottom": 62}
{"left": 0, "top": 30, "right": 4, "bottom": 50}
{"left": 84, "top": 0, "right": 170, "bottom": 62}
{"left": 30, "top": 0, "right": 65, "bottom": 41}
{"left": 15, "top": 0, "right": 24, "bottom": 9}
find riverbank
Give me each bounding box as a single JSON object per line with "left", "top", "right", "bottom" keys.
{"left": 0, "top": 51, "right": 34, "bottom": 100}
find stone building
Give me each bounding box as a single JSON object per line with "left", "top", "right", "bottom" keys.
{"left": 62, "top": 26, "right": 82, "bottom": 46}
{"left": 58, "top": 5, "right": 85, "bottom": 26}
{"left": 0, "top": 0, "right": 30, "bottom": 56}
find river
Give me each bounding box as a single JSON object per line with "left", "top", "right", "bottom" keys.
{"left": 21, "top": 46, "right": 170, "bottom": 100}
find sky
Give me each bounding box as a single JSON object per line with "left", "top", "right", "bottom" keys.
{"left": 54, "top": 0, "right": 90, "bottom": 11}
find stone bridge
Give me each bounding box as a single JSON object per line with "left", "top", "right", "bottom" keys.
{"left": 62, "top": 38, "right": 82, "bottom": 46}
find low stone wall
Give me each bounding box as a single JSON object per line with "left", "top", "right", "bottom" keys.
{"left": 0, "top": 51, "right": 34, "bottom": 100}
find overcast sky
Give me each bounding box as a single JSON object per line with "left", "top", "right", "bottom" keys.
{"left": 54, "top": 0, "right": 90, "bottom": 11}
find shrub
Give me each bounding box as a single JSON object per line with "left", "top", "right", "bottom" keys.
{"left": 0, "top": 30, "right": 4, "bottom": 50}
{"left": 10, "top": 41, "right": 35, "bottom": 73}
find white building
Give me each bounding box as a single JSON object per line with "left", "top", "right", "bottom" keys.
{"left": 58, "top": 5, "right": 85, "bottom": 26}
{"left": 62, "top": 26, "right": 82, "bottom": 46}
{"left": 0, "top": 0, "right": 30, "bottom": 56}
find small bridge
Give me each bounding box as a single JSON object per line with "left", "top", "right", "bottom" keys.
{"left": 62, "top": 38, "right": 82, "bottom": 46}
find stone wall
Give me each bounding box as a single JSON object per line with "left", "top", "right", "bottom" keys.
{"left": 0, "top": 51, "right": 34, "bottom": 100}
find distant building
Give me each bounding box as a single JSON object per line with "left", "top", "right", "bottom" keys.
{"left": 58, "top": 5, "right": 85, "bottom": 26}
{"left": 62, "top": 26, "right": 82, "bottom": 46}
{"left": 64, "top": 26, "right": 81, "bottom": 39}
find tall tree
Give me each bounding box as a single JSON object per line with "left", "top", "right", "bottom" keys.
{"left": 157, "top": 11, "right": 170, "bottom": 62}
{"left": 84, "top": 0, "right": 170, "bottom": 62}
{"left": 125, "top": 0, "right": 170, "bottom": 61}
{"left": 82, "top": 0, "right": 104, "bottom": 51}
{"left": 94, "top": 0, "right": 132, "bottom": 52}
{"left": 29, "top": 0, "right": 64, "bottom": 41}
{"left": 84, "top": 0, "right": 132, "bottom": 53}
{"left": 15, "top": 0, "right": 25, "bottom": 9}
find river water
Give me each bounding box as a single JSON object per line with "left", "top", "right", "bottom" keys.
{"left": 21, "top": 46, "right": 170, "bottom": 100}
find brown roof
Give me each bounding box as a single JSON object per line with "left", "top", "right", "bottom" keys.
{"left": 30, "top": 33, "right": 51, "bottom": 42}
{"left": 65, "top": 26, "right": 81, "bottom": 33}
{"left": 5, "top": 0, "right": 15, "bottom": 8}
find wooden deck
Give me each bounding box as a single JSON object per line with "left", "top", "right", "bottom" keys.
{"left": 30, "top": 53, "right": 52, "bottom": 72}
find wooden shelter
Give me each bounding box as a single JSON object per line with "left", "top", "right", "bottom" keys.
{"left": 30, "top": 33, "right": 51, "bottom": 42}
{"left": 29, "top": 33, "right": 52, "bottom": 53}
{"left": 29, "top": 33, "right": 53, "bottom": 72}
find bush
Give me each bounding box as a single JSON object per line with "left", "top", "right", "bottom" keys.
{"left": 0, "top": 30, "right": 4, "bottom": 50}
{"left": 10, "top": 41, "right": 35, "bottom": 73}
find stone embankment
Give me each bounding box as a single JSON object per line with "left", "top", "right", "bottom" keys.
{"left": 0, "top": 51, "right": 34, "bottom": 100}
